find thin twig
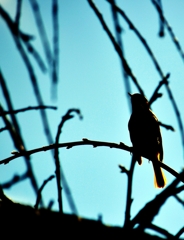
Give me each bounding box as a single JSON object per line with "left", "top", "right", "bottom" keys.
{"left": 87, "top": 0, "right": 144, "bottom": 95}
{"left": 109, "top": 0, "right": 131, "bottom": 110}
{"left": 123, "top": 156, "right": 136, "bottom": 229}
{"left": 173, "top": 194, "right": 184, "bottom": 207}
{"left": 1, "top": 172, "right": 28, "bottom": 189}
{"left": 34, "top": 175, "right": 55, "bottom": 210}
{"left": 0, "top": 105, "right": 57, "bottom": 116}
{"left": 152, "top": 0, "right": 184, "bottom": 62}
{"left": 15, "top": 0, "right": 22, "bottom": 28}
{"left": 119, "top": 164, "right": 129, "bottom": 175}
{"left": 156, "top": 0, "right": 165, "bottom": 37}
{"left": 0, "top": 127, "right": 8, "bottom": 133}
{"left": 175, "top": 227, "right": 184, "bottom": 239}
{"left": 0, "top": 6, "right": 54, "bottom": 146}
{"left": 131, "top": 171, "right": 184, "bottom": 229}
{"left": 54, "top": 109, "right": 82, "bottom": 214}
{"left": 52, "top": 0, "right": 59, "bottom": 95}
{"left": 147, "top": 223, "right": 174, "bottom": 238}
{"left": 24, "top": 41, "right": 47, "bottom": 72}
{"left": 29, "top": 0, "right": 53, "bottom": 69}
{"left": 149, "top": 73, "right": 170, "bottom": 106}
{"left": 107, "top": 0, "right": 163, "bottom": 77}
{"left": 1, "top": 5, "right": 46, "bottom": 72}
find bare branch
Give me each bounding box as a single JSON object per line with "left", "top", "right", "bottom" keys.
{"left": 15, "top": 0, "right": 22, "bottom": 28}
{"left": 54, "top": 109, "right": 82, "bottom": 214}
{"left": 131, "top": 171, "right": 184, "bottom": 229}
{"left": 0, "top": 105, "right": 57, "bottom": 116}
{"left": 147, "top": 223, "right": 174, "bottom": 238}
{"left": 0, "top": 126, "right": 8, "bottom": 133}
{"left": 29, "top": 0, "right": 53, "bottom": 69}
{"left": 173, "top": 194, "right": 184, "bottom": 207}
{"left": 109, "top": 0, "right": 131, "bottom": 110}
{"left": 52, "top": 0, "right": 59, "bottom": 96}
{"left": 152, "top": 0, "right": 184, "bottom": 62}
{"left": 87, "top": 0, "right": 144, "bottom": 95}
{"left": 118, "top": 164, "right": 129, "bottom": 175}
{"left": 34, "top": 175, "right": 55, "bottom": 210}
{"left": 1, "top": 172, "right": 28, "bottom": 189}
{"left": 175, "top": 227, "right": 184, "bottom": 239}
{"left": 107, "top": 0, "right": 164, "bottom": 78}
{"left": 124, "top": 156, "right": 136, "bottom": 229}
{"left": 0, "top": 139, "right": 183, "bottom": 184}
{"left": 149, "top": 73, "right": 170, "bottom": 106}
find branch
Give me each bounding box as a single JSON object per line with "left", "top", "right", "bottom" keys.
{"left": 34, "top": 175, "right": 55, "bottom": 210}
{"left": 131, "top": 171, "right": 184, "bottom": 229}
{"left": 107, "top": 0, "right": 164, "bottom": 77}
{"left": 0, "top": 5, "right": 46, "bottom": 72}
{"left": 0, "top": 126, "right": 8, "bottom": 133}
{"left": 118, "top": 164, "right": 129, "bottom": 175}
{"left": 29, "top": 0, "right": 53, "bottom": 70}
{"left": 0, "top": 105, "right": 57, "bottom": 116}
{"left": 146, "top": 223, "right": 174, "bottom": 238}
{"left": 173, "top": 194, "right": 184, "bottom": 207}
{"left": 52, "top": 0, "right": 59, "bottom": 95}
{"left": 124, "top": 156, "right": 136, "bottom": 229}
{"left": 0, "top": 138, "right": 183, "bottom": 184}
{"left": 0, "top": 72, "right": 42, "bottom": 205}
{"left": 0, "top": 5, "right": 54, "bottom": 146}
{"left": 175, "top": 227, "right": 184, "bottom": 239}
{"left": 87, "top": 0, "right": 144, "bottom": 95}
{"left": 156, "top": 0, "right": 165, "bottom": 37}
{"left": 15, "top": 0, "right": 22, "bottom": 28}
{"left": 152, "top": 0, "right": 184, "bottom": 62}
{"left": 0, "top": 139, "right": 131, "bottom": 165}
{"left": 109, "top": 0, "right": 131, "bottom": 110}
{"left": 1, "top": 172, "right": 29, "bottom": 189}
{"left": 149, "top": 73, "right": 170, "bottom": 106}
{"left": 54, "top": 109, "right": 82, "bottom": 214}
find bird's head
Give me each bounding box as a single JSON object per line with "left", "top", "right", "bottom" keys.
{"left": 128, "top": 93, "right": 149, "bottom": 111}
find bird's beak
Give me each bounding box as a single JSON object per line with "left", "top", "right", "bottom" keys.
{"left": 128, "top": 92, "right": 132, "bottom": 97}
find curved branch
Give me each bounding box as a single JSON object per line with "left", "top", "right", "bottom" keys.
{"left": 0, "top": 138, "right": 183, "bottom": 184}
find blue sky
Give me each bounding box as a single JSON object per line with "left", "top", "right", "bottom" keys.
{"left": 1, "top": 0, "right": 184, "bottom": 237}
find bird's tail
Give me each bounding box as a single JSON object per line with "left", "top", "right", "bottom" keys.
{"left": 152, "top": 161, "right": 167, "bottom": 188}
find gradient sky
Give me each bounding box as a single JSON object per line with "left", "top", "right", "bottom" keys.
{"left": 1, "top": 0, "right": 184, "bottom": 237}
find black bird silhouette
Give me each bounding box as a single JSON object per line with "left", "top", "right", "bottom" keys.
{"left": 128, "top": 93, "right": 166, "bottom": 188}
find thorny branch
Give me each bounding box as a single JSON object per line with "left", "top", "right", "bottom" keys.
{"left": 0, "top": 138, "right": 183, "bottom": 185}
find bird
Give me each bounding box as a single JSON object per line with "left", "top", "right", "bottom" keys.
{"left": 128, "top": 93, "right": 167, "bottom": 188}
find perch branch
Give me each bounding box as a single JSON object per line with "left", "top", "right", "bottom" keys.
{"left": 0, "top": 139, "right": 183, "bottom": 184}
